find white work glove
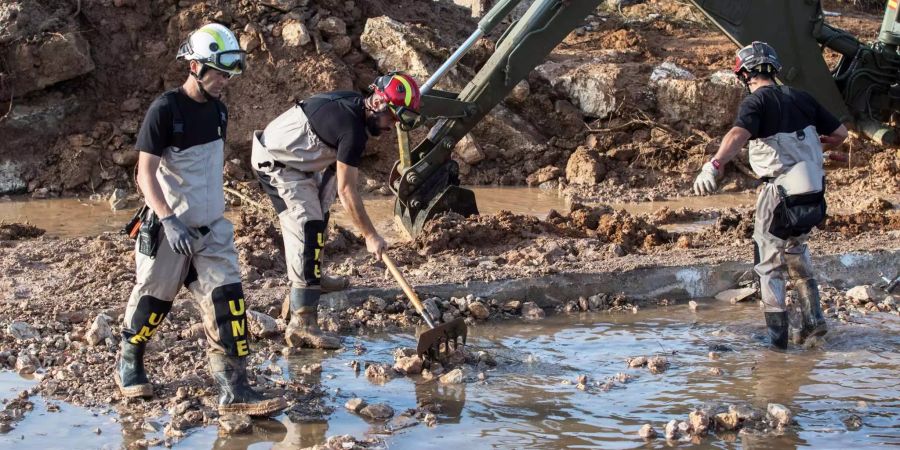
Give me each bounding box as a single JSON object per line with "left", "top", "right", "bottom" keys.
{"left": 692, "top": 160, "right": 720, "bottom": 195}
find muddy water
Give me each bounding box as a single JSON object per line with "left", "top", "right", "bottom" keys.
{"left": 4, "top": 301, "right": 898, "bottom": 448}
{"left": 0, "top": 189, "right": 757, "bottom": 239}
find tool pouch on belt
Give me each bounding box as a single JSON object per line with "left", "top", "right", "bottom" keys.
{"left": 137, "top": 209, "right": 162, "bottom": 258}
{"left": 770, "top": 184, "right": 826, "bottom": 240}
{"left": 123, "top": 205, "right": 149, "bottom": 239}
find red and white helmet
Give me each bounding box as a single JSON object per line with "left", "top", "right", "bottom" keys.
{"left": 370, "top": 72, "right": 422, "bottom": 128}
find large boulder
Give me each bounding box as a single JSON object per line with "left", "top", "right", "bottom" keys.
{"left": 360, "top": 16, "right": 464, "bottom": 90}
{"left": 0, "top": 160, "right": 27, "bottom": 194}
{"left": 4, "top": 32, "right": 95, "bottom": 99}
{"left": 535, "top": 59, "right": 639, "bottom": 119}
{"left": 652, "top": 65, "right": 744, "bottom": 129}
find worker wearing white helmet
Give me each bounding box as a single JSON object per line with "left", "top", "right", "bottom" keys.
{"left": 116, "top": 23, "right": 286, "bottom": 416}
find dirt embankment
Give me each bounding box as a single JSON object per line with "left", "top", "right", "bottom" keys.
{"left": 1, "top": 0, "right": 896, "bottom": 210}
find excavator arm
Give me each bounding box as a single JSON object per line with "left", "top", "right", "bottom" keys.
{"left": 391, "top": 0, "right": 900, "bottom": 238}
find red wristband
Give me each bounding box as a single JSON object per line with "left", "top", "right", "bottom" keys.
{"left": 710, "top": 159, "right": 721, "bottom": 170}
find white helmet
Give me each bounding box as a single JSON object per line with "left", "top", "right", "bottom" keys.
{"left": 177, "top": 23, "right": 245, "bottom": 77}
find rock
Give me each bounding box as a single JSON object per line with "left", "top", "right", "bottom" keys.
{"left": 120, "top": 98, "right": 142, "bottom": 112}
{"left": 647, "top": 356, "right": 669, "bottom": 373}
{"left": 361, "top": 16, "right": 464, "bottom": 90}
{"left": 5, "top": 32, "right": 96, "bottom": 98}
{"left": 344, "top": 398, "right": 367, "bottom": 413}
{"left": 360, "top": 403, "right": 394, "bottom": 420}
{"left": 108, "top": 189, "right": 128, "bottom": 211}
{"left": 714, "top": 287, "right": 757, "bottom": 304}
{"left": 502, "top": 300, "right": 522, "bottom": 313}
{"left": 847, "top": 285, "right": 878, "bottom": 302}
{"left": 364, "top": 363, "right": 395, "bottom": 381}
{"left": 638, "top": 423, "right": 657, "bottom": 439}
{"left": 111, "top": 149, "right": 139, "bottom": 167}
{"left": 454, "top": 135, "right": 485, "bottom": 165}
{"left": 521, "top": 302, "right": 545, "bottom": 320}
{"left": 689, "top": 409, "right": 710, "bottom": 435}
{"left": 393, "top": 355, "right": 424, "bottom": 375}
{"left": 649, "top": 62, "right": 694, "bottom": 82}
{"left": 708, "top": 367, "right": 723, "bottom": 376}
{"left": 534, "top": 61, "right": 634, "bottom": 118}
{"left": 714, "top": 411, "right": 740, "bottom": 431}
{"left": 653, "top": 69, "right": 743, "bottom": 128}
{"left": 842, "top": 413, "right": 863, "bottom": 430}
{"left": 439, "top": 368, "right": 465, "bottom": 384}
{"left": 424, "top": 413, "right": 437, "bottom": 427}
{"left": 0, "top": 161, "right": 27, "bottom": 195}
{"left": 627, "top": 356, "right": 647, "bottom": 368}
{"left": 688, "top": 300, "right": 699, "bottom": 312}
{"left": 664, "top": 419, "right": 679, "bottom": 440}
{"left": 422, "top": 297, "right": 442, "bottom": 322}
{"left": 729, "top": 403, "right": 761, "bottom": 422}
{"left": 281, "top": 20, "right": 311, "bottom": 47}
{"left": 468, "top": 301, "right": 490, "bottom": 320}
{"left": 329, "top": 35, "right": 353, "bottom": 56}
{"left": 767, "top": 403, "right": 792, "bottom": 427}
{"left": 218, "top": 414, "right": 252, "bottom": 435}
{"left": 317, "top": 17, "right": 347, "bottom": 36}
{"left": 85, "top": 313, "right": 113, "bottom": 346}
{"left": 15, "top": 354, "right": 38, "bottom": 374}
{"left": 526, "top": 166, "right": 563, "bottom": 186}
{"left": 239, "top": 32, "right": 260, "bottom": 53}
{"left": 7, "top": 321, "right": 38, "bottom": 340}
{"left": 509, "top": 79, "right": 530, "bottom": 103}
{"left": 246, "top": 310, "right": 278, "bottom": 338}
{"left": 565, "top": 147, "right": 606, "bottom": 184}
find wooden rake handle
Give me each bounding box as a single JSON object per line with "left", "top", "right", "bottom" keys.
{"left": 382, "top": 254, "right": 436, "bottom": 329}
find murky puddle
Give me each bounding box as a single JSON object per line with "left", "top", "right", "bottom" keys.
{"left": 4, "top": 301, "right": 898, "bottom": 448}
{"left": 0, "top": 189, "right": 758, "bottom": 239}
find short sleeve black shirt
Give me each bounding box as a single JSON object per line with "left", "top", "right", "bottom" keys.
{"left": 733, "top": 85, "right": 841, "bottom": 140}
{"left": 300, "top": 91, "right": 369, "bottom": 167}
{"left": 135, "top": 88, "right": 227, "bottom": 156}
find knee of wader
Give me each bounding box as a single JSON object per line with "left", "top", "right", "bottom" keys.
{"left": 211, "top": 283, "right": 251, "bottom": 357}
{"left": 302, "top": 220, "right": 326, "bottom": 286}
{"left": 124, "top": 295, "right": 173, "bottom": 345}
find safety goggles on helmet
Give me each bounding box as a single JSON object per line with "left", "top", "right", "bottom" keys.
{"left": 178, "top": 40, "right": 246, "bottom": 75}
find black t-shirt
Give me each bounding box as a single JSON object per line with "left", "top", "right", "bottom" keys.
{"left": 135, "top": 88, "right": 227, "bottom": 156}
{"left": 733, "top": 85, "right": 841, "bottom": 140}
{"left": 300, "top": 91, "right": 368, "bottom": 167}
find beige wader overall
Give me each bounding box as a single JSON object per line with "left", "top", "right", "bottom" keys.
{"left": 749, "top": 124, "right": 826, "bottom": 313}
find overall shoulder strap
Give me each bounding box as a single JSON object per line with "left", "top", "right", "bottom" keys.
{"left": 163, "top": 90, "right": 185, "bottom": 149}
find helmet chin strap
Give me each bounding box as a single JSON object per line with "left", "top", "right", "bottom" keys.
{"left": 191, "top": 65, "right": 217, "bottom": 100}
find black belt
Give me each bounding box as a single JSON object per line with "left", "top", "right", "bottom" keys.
{"left": 761, "top": 176, "right": 774, "bottom": 183}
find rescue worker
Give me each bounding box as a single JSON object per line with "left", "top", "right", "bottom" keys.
{"left": 116, "top": 23, "right": 286, "bottom": 416}
{"left": 693, "top": 42, "right": 848, "bottom": 350}
{"left": 251, "top": 72, "right": 422, "bottom": 349}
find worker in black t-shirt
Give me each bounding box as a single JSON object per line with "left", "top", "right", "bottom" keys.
{"left": 692, "top": 42, "right": 848, "bottom": 350}
{"left": 117, "top": 23, "right": 285, "bottom": 416}
{"left": 251, "top": 72, "right": 422, "bottom": 349}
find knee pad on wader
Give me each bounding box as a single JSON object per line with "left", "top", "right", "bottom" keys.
{"left": 123, "top": 295, "right": 173, "bottom": 345}
{"left": 302, "top": 220, "right": 326, "bottom": 287}
{"left": 211, "top": 283, "right": 251, "bottom": 357}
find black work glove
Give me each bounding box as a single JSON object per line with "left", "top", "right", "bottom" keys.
{"left": 160, "top": 215, "right": 198, "bottom": 256}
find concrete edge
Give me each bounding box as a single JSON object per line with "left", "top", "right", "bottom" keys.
{"left": 322, "top": 249, "right": 899, "bottom": 309}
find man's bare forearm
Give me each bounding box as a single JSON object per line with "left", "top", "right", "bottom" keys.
{"left": 338, "top": 186, "right": 377, "bottom": 238}
{"left": 712, "top": 127, "right": 752, "bottom": 166}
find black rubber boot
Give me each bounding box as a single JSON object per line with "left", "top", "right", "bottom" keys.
{"left": 115, "top": 340, "right": 153, "bottom": 398}
{"left": 209, "top": 353, "right": 287, "bottom": 416}
{"left": 284, "top": 288, "right": 341, "bottom": 349}
{"left": 796, "top": 278, "right": 828, "bottom": 343}
{"left": 765, "top": 311, "right": 789, "bottom": 350}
